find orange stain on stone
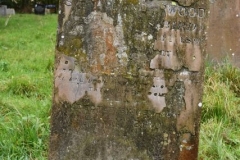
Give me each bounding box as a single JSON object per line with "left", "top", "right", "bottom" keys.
{"left": 104, "top": 32, "right": 117, "bottom": 74}
{"left": 87, "top": 13, "right": 118, "bottom": 75}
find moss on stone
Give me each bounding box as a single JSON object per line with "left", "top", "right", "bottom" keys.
{"left": 124, "top": 0, "right": 139, "bottom": 5}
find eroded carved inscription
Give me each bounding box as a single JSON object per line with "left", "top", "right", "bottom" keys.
{"left": 147, "top": 70, "right": 168, "bottom": 113}
{"left": 50, "top": 0, "right": 209, "bottom": 159}
{"left": 152, "top": 3, "right": 205, "bottom": 71}
{"left": 55, "top": 54, "right": 103, "bottom": 104}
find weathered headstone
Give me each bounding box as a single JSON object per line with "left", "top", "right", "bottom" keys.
{"left": 0, "top": 5, "right": 7, "bottom": 16}
{"left": 49, "top": 0, "right": 209, "bottom": 159}
{"left": 6, "top": 8, "right": 15, "bottom": 15}
{"left": 34, "top": 4, "right": 45, "bottom": 15}
{"left": 46, "top": 4, "right": 57, "bottom": 14}
{"left": 207, "top": 0, "right": 240, "bottom": 67}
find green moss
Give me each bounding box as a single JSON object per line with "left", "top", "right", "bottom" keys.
{"left": 57, "top": 38, "right": 88, "bottom": 65}
{"left": 58, "top": 38, "right": 83, "bottom": 54}
{"left": 164, "top": 70, "right": 175, "bottom": 81}
{"left": 124, "top": 0, "right": 139, "bottom": 5}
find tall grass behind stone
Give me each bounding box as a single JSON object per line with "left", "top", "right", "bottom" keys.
{"left": 199, "top": 60, "right": 240, "bottom": 160}
{"left": 219, "top": 60, "right": 240, "bottom": 96}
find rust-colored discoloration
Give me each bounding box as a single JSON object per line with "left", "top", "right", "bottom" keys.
{"left": 178, "top": 133, "right": 199, "bottom": 160}
{"left": 85, "top": 12, "right": 127, "bottom": 74}
{"left": 86, "top": 12, "right": 116, "bottom": 74}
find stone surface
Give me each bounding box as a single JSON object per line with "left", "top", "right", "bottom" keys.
{"left": 6, "top": 8, "right": 15, "bottom": 15}
{"left": 49, "top": 0, "right": 209, "bottom": 159}
{"left": 207, "top": 0, "right": 240, "bottom": 67}
{"left": 0, "top": 5, "right": 7, "bottom": 16}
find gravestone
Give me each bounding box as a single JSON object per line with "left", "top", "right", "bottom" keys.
{"left": 34, "top": 4, "right": 45, "bottom": 15}
{"left": 207, "top": 0, "right": 240, "bottom": 67}
{"left": 49, "top": 0, "right": 209, "bottom": 159}
{"left": 0, "top": 5, "right": 7, "bottom": 16}
{"left": 46, "top": 5, "right": 57, "bottom": 14}
{"left": 6, "top": 8, "right": 15, "bottom": 15}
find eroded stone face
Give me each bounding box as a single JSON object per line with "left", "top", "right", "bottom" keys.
{"left": 54, "top": 54, "right": 103, "bottom": 104}
{"left": 50, "top": 0, "right": 209, "bottom": 159}
{"left": 148, "top": 74, "right": 168, "bottom": 113}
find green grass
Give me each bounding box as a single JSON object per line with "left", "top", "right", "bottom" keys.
{"left": 0, "top": 14, "right": 56, "bottom": 159}
{"left": 0, "top": 14, "right": 240, "bottom": 159}
{"left": 199, "top": 60, "right": 240, "bottom": 160}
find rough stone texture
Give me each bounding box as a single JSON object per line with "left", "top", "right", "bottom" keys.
{"left": 49, "top": 0, "right": 209, "bottom": 159}
{"left": 207, "top": 0, "right": 240, "bottom": 67}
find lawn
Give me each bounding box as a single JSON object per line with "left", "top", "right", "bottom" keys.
{"left": 0, "top": 14, "right": 56, "bottom": 159}
{"left": 0, "top": 14, "right": 239, "bottom": 160}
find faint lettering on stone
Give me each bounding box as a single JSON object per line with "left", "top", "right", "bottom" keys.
{"left": 55, "top": 54, "right": 103, "bottom": 104}
{"left": 148, "top": 70, "right": 168, "bottom": 113}
{"left": 165, "top": 5, "right": 205, "bottom": 18}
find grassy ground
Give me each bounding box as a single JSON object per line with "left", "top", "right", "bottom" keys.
{"left": 199, "top": 60, "right": 240, "bottom": 160}
{"left": 0, "top": 14, "right": 239, "bottom": 159}
{"left": 0, "top": 14, "right": 56, "bottom": 159}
